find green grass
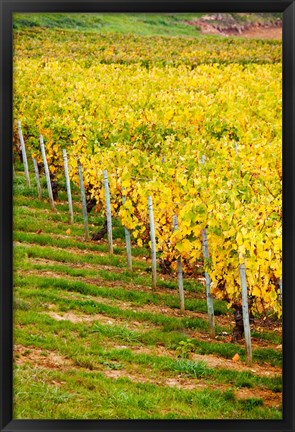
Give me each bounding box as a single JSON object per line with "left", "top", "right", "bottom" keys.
{"left": 15, "top": 271, "right": 228, "bottom": 316}
{"left": 18, "top": 250, "right": 203, "bottom": 293}
{"left": 15, "top": 285, "right": 216, "bottom": 333}
{"left": 13, "top": 12, "right": 282, "bottom": 39}
{"left": 16, "top": 244, "right": 125, "bottom": 267}
{"left": 14, "top": 286, "right": 281, "bottom": 368}
{"left": 14, "top": 230, "right": 123, "bottom": 255}
{"left": 14, "top": 364, "right": 281, "bottom": 419}
{"left": 14, "top": 309, "right": 281, "bottom": 392}
{"left": 13, "top": 13, "right": 204, "bottom": 37}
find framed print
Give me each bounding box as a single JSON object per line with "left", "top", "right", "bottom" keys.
{"left": 0, "top": 1, "right": 294, "bottom": 431}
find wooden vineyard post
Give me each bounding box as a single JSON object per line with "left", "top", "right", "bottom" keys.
{"left": 148, "top": 196, "right": 157, "bottom": 290}
{"left": 239, "top": 261, "right": 252, "bottom": 366}
{"left": 173, "top": 215, "right": 185, "bottom": 312}
{"left": 32, "top": 157, "right": 42, "bottom": 199}
{"left": 77, "top": 158, "right": 89, "bottom": 240}
{"left": 202, "top": 229, "right": 215, "bottom": 338}
{"left": 17, "top": 120, "right": 31, "bottom": 187}
{"left": 278, "top": 279, "right": 282, "bottom": 303}
{"left": 40, "top": 135, "right": 55, "bottom": 211}
{"left": 201, "top": 154, "right": 215, "bottom": 338}
{"left": 62, "top": 149, "right": 74, "bottom": 224}
{"left": 103, "top": 170, "right": 113, "bottom": 254}
{"left": 122, "top": 195, "right": 132, "bottom": 271}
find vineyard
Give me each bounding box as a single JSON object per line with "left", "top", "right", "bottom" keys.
{"left": 13, "top": 16, "right": 282, "bottom": 419}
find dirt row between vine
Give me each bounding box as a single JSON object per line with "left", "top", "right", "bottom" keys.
{"left": 16, "top": 260, "right": 206, "bottom": 301}
{"left": 41, "top": 309, "right": 281, "bottom": 377}
{"left": 14, "top": 344, "right": 282, "bottom": 409}
{"left": 15, "top": 239, "right": 153, "bottom": 265}
{"left": 48, "top": 288, "right": 282, "bottom": 347}
{"left": 17, "top": 265, "right": 282, "bottom": 353}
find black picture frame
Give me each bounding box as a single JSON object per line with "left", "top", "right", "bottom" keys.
{"left": 0, "top": 1, "right": 294, "bottom": 431}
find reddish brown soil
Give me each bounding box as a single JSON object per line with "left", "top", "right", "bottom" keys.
{"left": 14, "top": 344, "right": 74, "bottom": 370}
{"left": 241, "top": 27, "right": 282, "bottom": 40}
{"left": 187, "top": 14, "right": 282, "bottom": 40}
{"left": 196, "top": 23, "right": 282, "bottom": 40}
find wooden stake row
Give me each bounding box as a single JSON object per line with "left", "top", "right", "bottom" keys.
{"left": 16, "top": 124, "right": 259, "bottom": 363}
{"left": 148, "top": 196, "right": 157, "bottom": 290}
{"left": 173, "top": 215, "right": 185, "bottom": 313}
{"left": 17, "top": 121, "right": 30, "bottom": 188}
{"left": 63, "top": 149, "right": 74, "bottom": 224}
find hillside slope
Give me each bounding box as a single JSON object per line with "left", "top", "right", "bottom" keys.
{"left": 13, "top": 12, "right": 282, "bottom": 38}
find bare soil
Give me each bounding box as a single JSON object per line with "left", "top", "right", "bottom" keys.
{"left": 186, "top": 14, "right": 282, "bottom": 40}
{"left": 14, "top": 344, "right": 74, "bottom": 370}
{"left": 241, "top": 27, "right": 282, "bottom": 40}
{"left": 44, "top": 310, "right": 153, "bottom": 332}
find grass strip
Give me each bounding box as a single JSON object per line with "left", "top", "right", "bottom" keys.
{"left": 15, "top": 286, "right": 218, "bottom": 333}
{"left": 15, "top": 273, "right": 228, "bottom": 316}
{"left": 13, "top": 311, "right": 282, "bottom": 393}
{"left": 14, "top": 363, "right": 281, "bottom": 419}
{"left": 14, "top": 306, "right": 282, "bottom": 368}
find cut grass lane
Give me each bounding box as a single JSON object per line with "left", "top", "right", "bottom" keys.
{"left": 15, "top": 285, "right": 224, "bottom": 334}
{"left": 14, "top": 243, "right": 224, "bottom": 308}
{"left": 20, "top": 253, "right": 208, "bottom": 296}
{"left": 14, "top": 247, "right": 282, "bottom": 344}
{"left": 14, "top": 244, "right": 205, "bottom": 299}
{"left": 14, "top": 229, "right": 151, "bottom": 258}
{"left": 14, "top": 304, "right": 282, "bottom": 369}
{"left": 14, "top": 221, "right": 192, "bottom": 260}
{"left": 14, "top": 271, "right": 228, "bottom": 316}
{"left": 13, "top": 363, "right": 281, "bottom": 419}
{"left": 14, "top": 212, "right": 126, "bottom": 241}
{"left": 14, "top": 231, "right": 125, "bottom": 256}
{"left": 14, "top": 191, "right": 81, "bottom": 213}
{"left": 15, "top": 283, "right": 281, "bottom": 346}
{"left": 16, "top": 279, "right": 281, "bottom": 346}
{"left": 14, "top": 242, "right": 128, "bottom": 268}
{"left": 14, "top": 335, "right": 282, "bottom": 399}
{"left": 14, "top": 311, "right": 282, "bottom": 393}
